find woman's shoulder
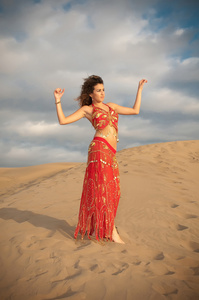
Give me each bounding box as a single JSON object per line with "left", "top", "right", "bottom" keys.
{"left": 82, "top": 104, "right": 93, "bottom": 112}
{"left": 106, "top": 102, "right": 117, "bottom": 111}
{"left": 81, "top": 104, "right": 93, "bottom": 120}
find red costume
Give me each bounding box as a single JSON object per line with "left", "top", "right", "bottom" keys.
{"left": 92, "top": 103, "right": 118, "bottom": 135}
{"left": 74, "top": 104, "right": 120, "bottom": 241}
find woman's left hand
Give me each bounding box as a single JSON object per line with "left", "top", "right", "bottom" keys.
{"left": 138, "top": 79, "right": 147, "bottom": 90}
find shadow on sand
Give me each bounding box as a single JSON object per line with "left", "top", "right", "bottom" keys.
{"left": 0, "top": 207, "right": 76, "bottom": 240}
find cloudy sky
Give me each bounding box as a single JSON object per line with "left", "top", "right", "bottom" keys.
{"left": 0, "top": 0, "right": 199, "bottom": 167}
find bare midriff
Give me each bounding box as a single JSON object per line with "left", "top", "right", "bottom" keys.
{"left": 94, "top": 125, "right": 118, "bottom": 151}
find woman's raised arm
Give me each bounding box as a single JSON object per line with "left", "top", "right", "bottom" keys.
{"left": 54, "top": 88, "right": 86, "bottom": 125}
{"left": 110, "top": 79, "right": 147, "bottom": 115}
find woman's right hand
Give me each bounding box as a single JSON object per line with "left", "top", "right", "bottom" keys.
{"left": 54, "top": 88, "right": 65, "bottom": 101}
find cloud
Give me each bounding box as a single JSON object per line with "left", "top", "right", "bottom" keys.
{"left": 144, "top": 87, "right": 199, "bottom": 115}
{"left": 5, "top": 119, "right": 94, "bottom": 143}
{"left": 2, "top": 144, "right": 86, "bottom": 168}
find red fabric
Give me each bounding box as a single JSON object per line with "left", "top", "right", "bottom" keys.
{"left": 92, "top": 103, "right": 118, "bottom": 133}
{"left": 74, "top": 137, "right": 120, "bottom": 241}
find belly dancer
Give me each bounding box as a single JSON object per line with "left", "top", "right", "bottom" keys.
{"left": 54, "top": 75, "right": 147, "bottom": 243}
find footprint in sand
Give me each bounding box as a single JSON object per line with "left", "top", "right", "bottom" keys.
{"left": 167, "top": 253, "right": 185, "bottom": 260}
{"left": 121, "top": 249, "right": 127, "bottom": 254}
{"left": 132, "top": 260, "right": 142, "bottom": 266}
{"left": 163, "top": 289, "right": 178, "bottom": 296}
{"left": 189, "top": 241, "right": 199, "bottom": 253}
{"left": 185, "top": 214, "right": 198, "bottom": 219}
{"left": 171, "top": 204, "right": 179, "bottom": 208}
{"left": 176, "top": 256, "right": 185, "bottom": 260}
{"left": 176, "top": 224, "right": 189, "bottom": 231}
{"left": 90, "top": 264, "right": 98, "bottom": 272}
{"left": 165, "top": 270, "right": 175, "bottom": 275}
{"left": 154, "top": 252, "right": 165, "bottom": 260}
{"left": 172, "top": 211, "right": 198, "bottom": 220}
{"left": 74, "top": 260, "right": 80, "bottom": 269}
{"left": 190, "top": 266, "right": 199, "bottom": 276}
{"left": 52, "top": 271, "right": 82, "bottom": 283}
{"left": 112, "top": 263, "right": 129, "bottom": 275}
{"left": 152, "top": 283, "right": 178, "bottom": 296}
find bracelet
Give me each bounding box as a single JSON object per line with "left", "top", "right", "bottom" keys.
{"left": 55, "top": 101, "right": 61, "bottom": 104}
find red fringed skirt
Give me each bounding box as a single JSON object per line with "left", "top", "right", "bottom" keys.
{"left": 74, "top": 137, "right": 120, "bottom": 241}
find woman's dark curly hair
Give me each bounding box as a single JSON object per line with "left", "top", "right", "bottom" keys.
{"left": 76, "top": 75, "right": 104, "bottom": 107}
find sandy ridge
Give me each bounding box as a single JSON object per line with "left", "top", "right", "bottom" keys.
{"left": 0, "top": 162, "right": 81, "bottom": 199}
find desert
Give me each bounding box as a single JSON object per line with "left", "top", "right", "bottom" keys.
{"left": 0, "top": 140, "right": 199, "bottom": 300}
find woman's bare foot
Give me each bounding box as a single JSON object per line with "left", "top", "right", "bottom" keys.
{"left": 112, "top": 225, "right": 125, "bottom": 244}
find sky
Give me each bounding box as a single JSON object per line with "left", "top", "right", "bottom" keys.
{"left": 0, "top": 0, "right": 199, "bottom": 167}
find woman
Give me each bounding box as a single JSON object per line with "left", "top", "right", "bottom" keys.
{"left": 54, "top": 75, "right": 147, "bottom": 244}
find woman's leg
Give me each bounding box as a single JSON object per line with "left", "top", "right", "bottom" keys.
{"left": 90, "top": 225, "right": 125, "bottom": 243}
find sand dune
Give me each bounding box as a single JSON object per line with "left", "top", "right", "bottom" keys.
{"left": 0, "top": 162, "right": 79, "bottom": 198}
{"left": 0, "top": 140, "right": 199, "bottom": 300}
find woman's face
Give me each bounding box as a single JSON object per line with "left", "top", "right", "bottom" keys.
{"left": 90, "top": 84, "right": 105, "bottom": 103}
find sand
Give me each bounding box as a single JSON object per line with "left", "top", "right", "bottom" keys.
{"left": 0, "top": 140, "right": 199, "bottom": 300}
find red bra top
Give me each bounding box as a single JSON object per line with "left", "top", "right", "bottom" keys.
{"left": 92, "top": 103, "right": 118, "bottom": 132}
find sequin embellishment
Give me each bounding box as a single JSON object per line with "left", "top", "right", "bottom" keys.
{"left": 92, "top": 104, "right": 119, "bottom": 142}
